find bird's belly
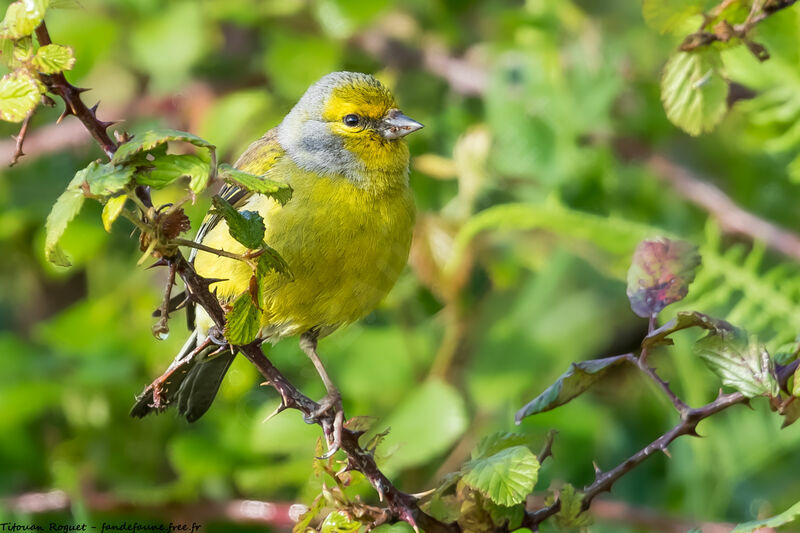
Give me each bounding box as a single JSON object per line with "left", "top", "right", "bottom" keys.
{"left": 258, "top": 187, "right": 414, "bottom": 337}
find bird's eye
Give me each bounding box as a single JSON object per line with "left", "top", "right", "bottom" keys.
{"left": 343, "top": 114, "right": 360, "bottom": 127}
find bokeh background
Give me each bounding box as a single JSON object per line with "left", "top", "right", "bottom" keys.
{"left": 2, "top": 0, "right": 800, "bottom": 531}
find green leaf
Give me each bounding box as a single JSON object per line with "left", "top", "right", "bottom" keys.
{"left": 461, "top": 445, "right": 540, "bottom": 506}
{"left": 471, "top": 432, "right": 530, "bottom": 461}
{"left": 136, "top": 154, "right": 209, "bottom": 190}
{"left": 732, "top": 500, "right": 800, "bottom": 532}
{"left": 486, "top": 500, "right": 524, "bottom": 529}
{"left": 642, "top": 311, "right": 731, "bottom": 350}
{"left": 320, "top": 511, "right": 360, "bottom": 533}
{"left": 101, "top": 195, "right": 126, "bottom": 232}
{"left": 515, "top": 354, "right": 631, "bottom": 422}
{"left": 642, "top": 0, "right": 706, "bottom": 34}
{"left": 224, "top": 292, "right": 260, "bottom": 345}
{"left": 80, "top": 160, "right": 136, "bottom": 196}
{"left": 661, "top": 50, "right": 728, "bottom": 136}
{"left": 112, "top": 128, "right": 214, "bottom": 165}
{"left": 627, "top": 237, "right": 700, "bottom": 318}
{"left": 210, "top": 195, "right": 265, "bottom": 250}
{"left": 0, "top": 70, "right": 43, "bottom": 122}
{"left": 1, "top": 0, "right": 48, "bottom": 39}
{"left": 550, "top": 484, "right": 592, "bottom": 530}
{"left": 218, "top": 162, "right": 292, "bottom": 205}
{"left": 44, "top": 171, "right": 85, "bottom": 267}
{"left": 31, "top": 43, "right": 75, "bottom": 73}
{"left": 694, "top": 326, "right": 779, "bottom": 398}
{"left": 257, "top": 245, "right": 291, "bottom": 279}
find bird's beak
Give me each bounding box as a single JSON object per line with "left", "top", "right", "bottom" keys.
{"left": 380, "top": 109, "right": 424, "bottom": 140}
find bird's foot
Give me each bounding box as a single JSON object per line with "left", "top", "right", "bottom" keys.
{"left": 304, "top": 390, "right": 345, "bottom": 459}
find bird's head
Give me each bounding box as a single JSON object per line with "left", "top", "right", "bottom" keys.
{"left": 277, "top": 72, "right": 423, "bottom": 188}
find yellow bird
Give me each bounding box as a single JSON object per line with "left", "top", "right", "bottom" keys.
{"left": 132, "top": 72, "right": 422, "bottom": 438}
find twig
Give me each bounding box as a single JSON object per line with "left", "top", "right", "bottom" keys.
{"left": 152, "top": 261, "right": 177, "bottom": 339}
{"left": 35, "top": 22, "right": 118, "bottom": 158}
{"left": 631, "top": 317, "right": 690, "bottom": 414}
{"left": 9, "top": 108, "right": 35, "bottom": 166}
{"left": 171, "top": 237, "right": 257, "bottom": 268}
{"left": 523, "top": 391, "right": 748, "bottom": 529}
{"left": 679, "top": 0, "right": 798, "bottom": 56}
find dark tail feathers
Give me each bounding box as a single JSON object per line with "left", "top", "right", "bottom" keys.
{"left": 130, "top": 331, "right": 235, "bottom": 422}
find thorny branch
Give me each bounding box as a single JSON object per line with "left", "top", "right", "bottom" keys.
{"left": 36, "top": 19, "right": 452, "bottom": 533}
{"left": 523, "top": 391, "right": 748, "bottom": 529}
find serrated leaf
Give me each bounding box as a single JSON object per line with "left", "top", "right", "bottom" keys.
{"left": 642, "top": 0, "right": 706, "bottom": 34}
{"left": 211, "top": 195, "right": 265, "bottom": 250}
{"left": 224, "top": 292, "right": 260, "bottom": 345}
{"left": 1, "top": 0, "right": 48, "bottom": 39}
{"left": 461, "top": 445, "right": 539, "bottom": 506}
{"left": 218, "top": 162, "right": 292, "bottom": 205}
{"left": 0, "top": 70, "right": 42, "bottom": 122}
{"left": 101, "top": 195, "right": 126, "bottom": 232}
{"left": 472, "top": 432, "right": 530, "bottom": 461}
{"left": 31, "top": 43, "right": 75, "bottom": 73}
{"left": 550, "top": 484, "right": 592, "bottom": 530}
{"left": 112, "top": 128, "right": 214, "bottom": 165}
{"left": 627, "top": 237, "right": 701, "bottom": 318}
{"left": 731, "top": 500, "right": 800, "bottom": 532}
{"left": 257, "top": 242, "right": 291, "bottom": 278}
{"left": 515, "top": 355, "right": 630, "bottom": 422}
{"left": 694, "top": 327, "right": 780, "bottom": 398}
{"left": 320, "top": 511, "right": 360, "bottom": 533}
{"left": 44, "top": 171, "right": 85, "bottom": 267}
{"left": 80, "top": 160, "right": 135, "bottom": 196}
{"left": 661, "top": 50, "right": 728, "bottom": 136}
{"left": 135, "top": 154, "right": 209, "bottom": 190}
{"left": 642, "top": 311, "right": 731, "bottom": 350}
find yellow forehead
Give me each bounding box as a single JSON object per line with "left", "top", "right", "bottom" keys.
{"left": 322, "top": 81, "right": 397, "bottom": 121}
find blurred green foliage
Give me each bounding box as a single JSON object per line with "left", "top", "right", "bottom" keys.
{"left": 3, "top": 0, "right": 800, "bottom": 531}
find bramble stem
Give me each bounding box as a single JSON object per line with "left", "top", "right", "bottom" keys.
{"left": 35, "top": 23, "right": 118, "bottom": 158}
{"left": 171, "top": 238, "right": 257, "bottom": 270}
{"left": 524, "top": 391, "right": 747, "bottom": 529}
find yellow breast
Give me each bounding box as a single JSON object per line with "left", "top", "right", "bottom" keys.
{"left": 193, "top": 156, "right": 415, "bottom": 339}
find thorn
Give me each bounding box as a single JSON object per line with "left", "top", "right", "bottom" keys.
{"left": 660, "top": 446, "right": 672, "bottom": 459}
{"left": 409, "top": 488, "right": 436, "bottom": 499}
{"left": 743, "top": 399, "right": 754, "bottom": 410}
{"left": 99, "top": 120, "right": 119, "bottom": 129}
{"left": 57, "top": 107, "right": 72, "bottom": 124}
{"left": 262, "top": 402, "right": 288, "bottom": 424}
{"left": 592, "top": 460, "right": 603, "bottom": 476}
{"left": 146, "top": 258, "right": 169, "bottom": 269}
{"left": 90, "top": 101, "right": 100, "bottom": 115}
{"left": 173, "top": 296, "right": 190, "bottom": 311}
{"left": 72, "top": 86, "right": 90, "bottom": 94}
{"left": 199, "top": 277, "right": 227, "bottom": 287}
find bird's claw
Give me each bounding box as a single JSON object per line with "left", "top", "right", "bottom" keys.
{"left": 304, "top": 391, "right": 345, "bottom": 459}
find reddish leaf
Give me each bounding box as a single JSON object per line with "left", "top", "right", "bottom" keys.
{"left": 626, "top": 238, "right": 700, "bottom": 318}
